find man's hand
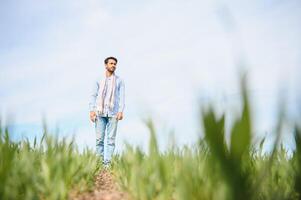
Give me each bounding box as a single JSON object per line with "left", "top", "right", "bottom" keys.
{"left": 90, "top": 111, "right": 96, "bottom": 122}
{"left": 116, "top": 112, "right": 123, "bottom": 120}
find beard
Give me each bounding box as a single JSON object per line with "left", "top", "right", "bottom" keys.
{"left": 106, "top": 67, "right": 115, "bottom": 73}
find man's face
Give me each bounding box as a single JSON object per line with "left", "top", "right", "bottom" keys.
{"left": 105, "top": 59, "right": 117, "bottom": 73}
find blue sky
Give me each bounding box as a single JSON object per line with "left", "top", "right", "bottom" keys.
{"left": 0, "top": 0, "right": 300, "bottom": 152}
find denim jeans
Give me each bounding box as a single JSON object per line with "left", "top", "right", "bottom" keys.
{"left": 95, "top": 115, "right": 118, "bottom": 164}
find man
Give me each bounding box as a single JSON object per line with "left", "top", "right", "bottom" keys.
{"left": 89, "top": 56, "right": 125, "bottom": 166}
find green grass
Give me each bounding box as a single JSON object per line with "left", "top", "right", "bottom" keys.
{"left": 0, "top": 126, "right": 101, "bottom": 200}
{"left": 110, "top": 77, "right": 300, "bottom": 200}
{"left": 1, "top": 76, "right": 300, "bottom": 200}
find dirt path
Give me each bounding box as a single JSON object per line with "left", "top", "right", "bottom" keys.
{"left": 70, "top": 170, "right": 130, "bottom": 200}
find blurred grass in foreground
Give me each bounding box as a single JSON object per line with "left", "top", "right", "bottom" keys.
{"left": 1, "top": 75, "right": 300, "bottom": 200}
{"left": 112, "top": 76, "right": 301, "bottom": 200}
{"left": 0, "top": 125, "right": 101, "bottom": 200}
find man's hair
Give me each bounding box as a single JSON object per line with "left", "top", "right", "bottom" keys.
{"left": 104, "top": 56, "right": 118, "bottom": 64}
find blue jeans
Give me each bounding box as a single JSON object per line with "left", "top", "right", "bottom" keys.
{"left": 95, "top": 115, "right": 118, "bottom": 164}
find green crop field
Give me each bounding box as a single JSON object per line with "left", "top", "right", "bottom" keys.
{"left": 0, "top": 127, "right": 101, "bottom": 199}
{"left": 111, "top": 78, "right": 300, "bottom": 200}
{"left": 1, "top": 77, "right": 300, "bottom": 200}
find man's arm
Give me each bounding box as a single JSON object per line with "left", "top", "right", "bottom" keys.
{"left": 89, "top": 81, "right": 99, "bottom": 111}
{"left": 89, "top": 81, "right": 99, "bottom": 122}
{"left": 117, "top": 79, "right": 125, "bottom": 120}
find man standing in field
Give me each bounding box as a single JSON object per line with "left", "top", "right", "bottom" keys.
{"left": 89, "top": 56, "right": 125, "bottom": 166}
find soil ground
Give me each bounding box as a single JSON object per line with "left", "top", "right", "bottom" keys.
{"left": 70, "top": 170, "right": 130, "bottom": 200}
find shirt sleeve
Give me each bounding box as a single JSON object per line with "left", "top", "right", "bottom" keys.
{"left": 118, "top": 79, "right": 125, "bottom": 113}
{"left": 89, "top": 81, "right": 99, "bottom": 112}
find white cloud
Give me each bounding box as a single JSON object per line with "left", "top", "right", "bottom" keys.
{"left": 1, "top": 0, "right": 300, "bottom": 150}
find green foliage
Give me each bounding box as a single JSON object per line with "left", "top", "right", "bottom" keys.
{"left": 0, "top": 126, "right": 100, "bottom": 200}
{"left": 202, "top": 75, "right": 252, "bottom": 200}
{"left": 1, "top": 76, "right": 300, "bottom": 200}
{"left": 112, "top": 76, "right": 300, "bottom": 200}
